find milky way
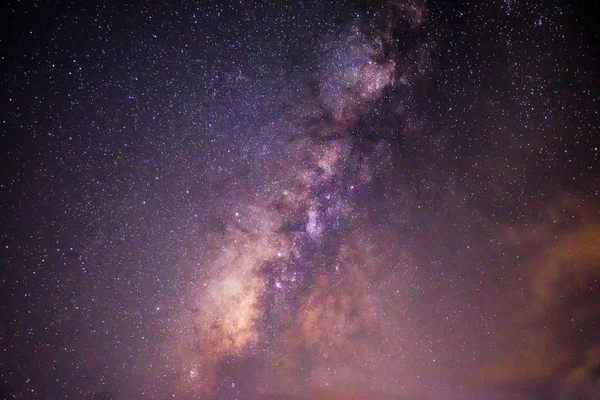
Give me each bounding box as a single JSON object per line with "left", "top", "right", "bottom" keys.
{"left": 1, "top": 1, "right": 599, "bottom": 399}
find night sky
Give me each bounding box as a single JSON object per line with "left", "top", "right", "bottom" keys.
{"left": 1, "top": 0, "right": 599, "bottom": 399}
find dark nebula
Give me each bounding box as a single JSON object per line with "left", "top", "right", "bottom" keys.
{"left": 1, "top": 1, "right": 599, "bottom": 399}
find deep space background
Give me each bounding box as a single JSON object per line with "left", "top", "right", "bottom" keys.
{"left": 1, "top": 0, "right": 599, "bottom": 399}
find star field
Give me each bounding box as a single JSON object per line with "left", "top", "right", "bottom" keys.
{"left": 1, "top": 1, "right": 599, "bottom": 399}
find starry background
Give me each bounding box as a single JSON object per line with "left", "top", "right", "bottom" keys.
{"left": 1, "top": 0, "right": 599, "bottom": 399}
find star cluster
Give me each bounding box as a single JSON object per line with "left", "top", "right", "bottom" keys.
{"left": 1, "top": 1, "right": 599, "bottom": 399}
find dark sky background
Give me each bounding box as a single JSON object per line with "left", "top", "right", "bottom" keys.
{"left": 1, "top": 0, "right": 599, "bottom": 399}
